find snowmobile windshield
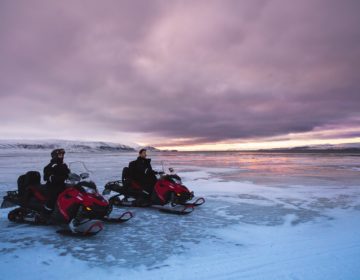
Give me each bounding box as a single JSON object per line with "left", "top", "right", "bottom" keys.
{"left": 160, "top": 161, "right": 178, "bottom": 175}
{"left": 76, "top": 181, "right": 98, "bottom": 194}
{"left": 67, "top": 161, "right": 94, "bottom": 185}
{"left": 83, "top": 185, "right": 98, "bottom": 194}
{"left": 69, "top": 161, "right": 92, "bottom": 175}
{"left": 169, "top": 175, "right": 182, "bottom": 184}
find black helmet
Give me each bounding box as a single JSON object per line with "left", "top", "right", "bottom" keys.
{"left": 51, "top": 148, "right": 65, "bottom": 159}
{"left": 139, "top": 148, "right": 147, "bottom": 155}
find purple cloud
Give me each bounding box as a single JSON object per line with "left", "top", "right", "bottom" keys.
{"left": 0, "top": 0, "right": 359, "bottom": 146}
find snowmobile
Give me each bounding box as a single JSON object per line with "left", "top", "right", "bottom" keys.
{"left": 102, "top": 166, "right": 205, "bottom": 215}
{"left": 1, "top": 163, "right": 133, "bottom": 236}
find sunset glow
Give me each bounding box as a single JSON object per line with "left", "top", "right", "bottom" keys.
{"left": 0, "top": 1, "right": 359, "bottom": 150}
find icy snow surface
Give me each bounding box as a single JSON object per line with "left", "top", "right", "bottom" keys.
{"left": 0, "top": 151, "right": 359, "bottom": 280}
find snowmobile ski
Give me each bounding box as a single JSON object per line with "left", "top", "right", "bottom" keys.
{"left": 109, "top": 195, "right": 194, "bottom": 215}
{"left": 57, "top": 218, "right": 104, "bottom": 236}
{"left": 101, "top": 211, "right": 133, "bottom": 223}
{"left": 182, "top": 197, "right": 206, "bottom": 207}
{"left": 156, "top": 204, "right": 194, "bottom": 215}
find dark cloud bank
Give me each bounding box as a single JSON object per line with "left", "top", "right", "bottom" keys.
{"left": 0, "top": 0, "right": 359, "bottom": 145}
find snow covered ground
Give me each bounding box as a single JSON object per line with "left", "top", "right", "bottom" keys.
{"left": 0, "top": 151, "right": 360, "bottom": 280}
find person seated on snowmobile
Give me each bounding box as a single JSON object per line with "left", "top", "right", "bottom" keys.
{"left": 43, "top": 148, "right": 70, "bottom": 212}
{"left": 128, "top": 149, "right": 158, "bottom": 197}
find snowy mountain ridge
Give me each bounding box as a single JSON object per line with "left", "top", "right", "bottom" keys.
{"left": 0, "top": 139, "right": 141, "bottom": 152}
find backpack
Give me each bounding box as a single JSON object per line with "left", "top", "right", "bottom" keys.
{"left": 17, "top": 171, "right": 41, "bottom": 197}
{"left": 122, "top": 167, "right": 131, "bottom": 188}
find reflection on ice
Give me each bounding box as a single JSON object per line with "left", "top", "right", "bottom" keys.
{"left": 1, "top": 190, "right": 359, "bottom": 269}
{"left": 0, "top": 151, "right": 359, "bottom": 279}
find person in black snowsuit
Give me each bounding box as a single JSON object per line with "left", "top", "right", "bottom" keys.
{"left": 43, "top": 148, "right": 70, "bottom": 211}
{"left": 128, "top": 149, "right": 157, "bottom": 196}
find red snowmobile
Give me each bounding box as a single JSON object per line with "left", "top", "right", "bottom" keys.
{"left": 1, "top": 164, "right": 132, "bottom": 236}
{"left": 103, "top": 166, "right": 205, "bottom": 215}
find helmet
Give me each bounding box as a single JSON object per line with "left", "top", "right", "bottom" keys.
{"left": 139, "top": 148, "right": 147, "bottom": 155}
{"left": 51, "top": 148, "right": 65, "bottom": 159}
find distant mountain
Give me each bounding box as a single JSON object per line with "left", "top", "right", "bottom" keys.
{"left": 257, "top": 143, "right": 360, "bottom": 153}
{"left": 0, "top": 140, "right": 136, "bottom": 152}
{"left": 140, "top": 146, "right": 161, "bottom": 152}
{"left": 129, "top": 143, "right": 161, "bottom": 152}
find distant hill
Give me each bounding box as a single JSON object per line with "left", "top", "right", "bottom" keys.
{"left": 0, "top": 140, "right": 140, "bottom": 152}
{"left": 139, "top": 146, "right": 161, "bottom": 152}
{"left": 257, "top": 143, "right": 360, "bottom": 153}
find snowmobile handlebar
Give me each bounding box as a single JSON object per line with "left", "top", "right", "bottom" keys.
{"left": 67, "top": 172, "right": 90, "bottom": 184}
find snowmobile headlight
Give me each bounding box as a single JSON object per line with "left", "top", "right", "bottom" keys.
{"left": 176, "top": 193, "right": 181, "bottom": 196}
{"left": 85, "top": 206, "right": 92, "bottom": 211}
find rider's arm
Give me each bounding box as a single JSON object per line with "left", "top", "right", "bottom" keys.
{"left": 43, "top": 162, "right": 54, "bottom": 182}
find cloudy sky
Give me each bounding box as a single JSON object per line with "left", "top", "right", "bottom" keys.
{"left": 1, "top": 0, "right": 359, "bottom": 150}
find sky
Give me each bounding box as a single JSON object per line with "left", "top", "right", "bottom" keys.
{"left": 0, "top": 0, "right": 359, "bottom": 150}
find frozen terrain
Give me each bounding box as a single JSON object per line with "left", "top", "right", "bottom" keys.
{"left": 0, "top": 151, "right": 360, "bottom": 280}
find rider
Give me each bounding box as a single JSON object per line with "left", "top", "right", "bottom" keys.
{"left": 128, "top": 148, "right": 157, "bottom": 196}
{"left": 43, "top": 148, "right": 70, "bottom": 212}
